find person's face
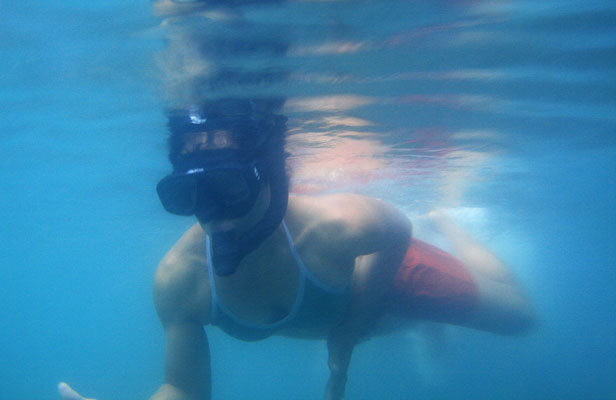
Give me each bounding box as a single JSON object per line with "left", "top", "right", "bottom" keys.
{"left": 199, "top": 180, "right": 270, "bottom": 235}
{"left": 158, "top": 128, "right": 263, "bottom": 224}
{"left": 178, "top": 131, "right": 269, "bottom": 234}
{"left": 181, "top": 130, "right": 238, "bottom": 153}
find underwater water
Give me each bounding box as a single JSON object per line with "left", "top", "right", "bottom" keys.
{"left": 1, "top": 0, "right": 615, "bottom": 399}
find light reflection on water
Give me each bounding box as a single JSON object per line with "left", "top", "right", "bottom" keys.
{"left": 142, "top": 0, "right": 616, "bottom": 211}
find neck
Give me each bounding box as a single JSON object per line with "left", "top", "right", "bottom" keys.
{"left": 201, "top": 185, "right": 290, "bottom": 276}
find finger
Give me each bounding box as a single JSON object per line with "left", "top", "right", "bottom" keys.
{"left": 58, "top": 382, "right": 88, "bottom": 400}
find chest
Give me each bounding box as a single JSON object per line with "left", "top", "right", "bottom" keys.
{"left": 208, "top": 227, "right": 354, "bottom": 327}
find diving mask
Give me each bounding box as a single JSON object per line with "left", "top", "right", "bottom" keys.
{"left": 157, "top": 149, "right": 263, "bottom": 222}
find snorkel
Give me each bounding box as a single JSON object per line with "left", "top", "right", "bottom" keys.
{"left": 209, "top": 146, "right": 288, "bottom": 275}
{"left": 159, "top": 99, "right": 289, "bottom": 276}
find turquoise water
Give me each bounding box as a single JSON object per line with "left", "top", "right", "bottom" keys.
{"left": 1, "top": 1, "right": 615, "bottom": 399}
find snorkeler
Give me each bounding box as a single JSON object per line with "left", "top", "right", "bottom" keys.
{"left": 59, "top": 98, "right": 536, "bottom": 400}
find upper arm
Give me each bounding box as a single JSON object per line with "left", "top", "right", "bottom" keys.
{"left": 326, "top": 194, "right": 412, "bottom": 257}
{"left": 153, "top": 255, "right": 210, "bottom": 327}
{"left": 154, "top": 224, "right": 210, "bottom": 326}
{"left": 319, "top": 196, "right": 412, "bottom": 341}
{"left": 312, "top": 195, "right": 412, "bottom": 296}
{"left": 156, "top": 319, "right": 211, "bottom": 399}
{"left": 152, "top": 229, "right": 212, "bottom": 399}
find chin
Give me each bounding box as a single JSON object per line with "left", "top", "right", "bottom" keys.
{"left": 202, "top": 217, "right": 242, "bottom": 234}
{"left": 202, "top": 220, "right": 227, "bottom": 232}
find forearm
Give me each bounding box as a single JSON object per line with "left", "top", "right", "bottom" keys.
{"left": 326, "top": 241, "right": 407, "bottom": 366}
{"left": 325, "top": 229, "right": 410, "bottom": 399}
{"left": 347, "top": 251, "right": 403, "bottom": 332}
{"left": 161, "top": 324, "right": 211, "bottom": 400}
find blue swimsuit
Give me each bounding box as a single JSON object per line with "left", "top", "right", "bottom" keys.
{"left": 206, "top": 220, "right": 348, "bottom": 341}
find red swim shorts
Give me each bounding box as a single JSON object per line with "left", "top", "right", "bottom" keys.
{"left": 387, "top": 238, "right": 479, "bottom": 324}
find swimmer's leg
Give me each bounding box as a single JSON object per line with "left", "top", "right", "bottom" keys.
{"left": 390, "top": 217, "right": 537, "bottom": 335}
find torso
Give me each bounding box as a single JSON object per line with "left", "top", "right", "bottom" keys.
{"left": 166, "top": 194, "right": 361, "bottom": 339}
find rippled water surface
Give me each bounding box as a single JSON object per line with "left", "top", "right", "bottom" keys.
{"left": 1, "top": 1, "right": 615, "bottom": 399}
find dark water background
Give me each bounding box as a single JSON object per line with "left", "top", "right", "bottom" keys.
{"left": 1, "top": 1, "right": 614, "bottom": 399}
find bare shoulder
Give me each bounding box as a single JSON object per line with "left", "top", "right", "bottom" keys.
{"left": 310, "top": 193, "right": 409, "bottom": 234}
{"left": 322, "top": 193, "right": 404, "bottom": 220}
{"left": 154, "top": 223, "right": 211, "bottom": 326}
{"left": 291, "top": 193, "right": 412, "bottom": 256}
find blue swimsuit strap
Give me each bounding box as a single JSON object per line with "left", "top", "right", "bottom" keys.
{"left": 206, "top": 220, "right": 306, "bottom": 330}
{"left": 280, "top": 221, "right": 346, "bottom": 295}
{"left": 206, "top": 220, "right": 346, "bottom": 329}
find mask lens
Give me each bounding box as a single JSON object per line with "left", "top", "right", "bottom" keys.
{"left": 202, "top": 170, "right": 252, "bottom": 204}
{"left": 158, "top": 164, "right": 259, "bottom": 219}
{"left": 157, "top": 174, "right": 198, "bottom": 215}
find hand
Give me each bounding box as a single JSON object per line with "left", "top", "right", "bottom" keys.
{"left": 58, "top": 382, "right": 96, "bottom": 400}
